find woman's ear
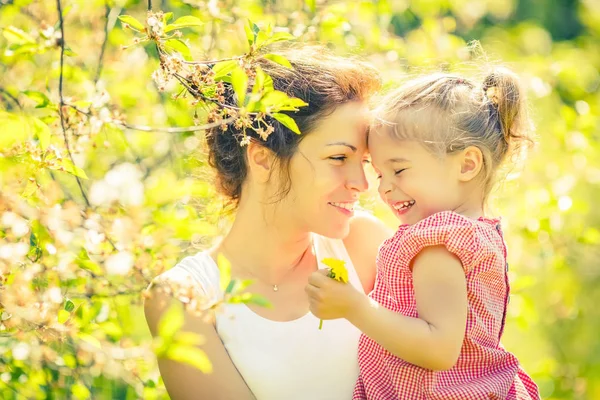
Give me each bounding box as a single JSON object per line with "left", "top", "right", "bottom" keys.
{"left": 457, "top": 146, "right": 484, "bottom": 182}
{"left": 246, "top": 141, "right": 275, "bottom": 183}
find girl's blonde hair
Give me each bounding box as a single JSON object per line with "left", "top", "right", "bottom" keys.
{"left": 373, "top": 68, "right": 533, "bottom": 201}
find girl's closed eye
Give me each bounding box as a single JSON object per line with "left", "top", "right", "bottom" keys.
{"left": 395, "top": 168, "right": 407, "bottom": 176}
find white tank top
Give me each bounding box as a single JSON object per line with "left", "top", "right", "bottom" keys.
{"left": 158, "top": 234, "right": 362, "bottom": 400}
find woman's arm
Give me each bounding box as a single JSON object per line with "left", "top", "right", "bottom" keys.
{"left": 308, "top": 245, "right": 467, "bottom": 371}
{"left": 343, "top": 211, "right": 393, "bottom": 293}
{"left": 144, "top": 284, "right": 256, "bottom": 400}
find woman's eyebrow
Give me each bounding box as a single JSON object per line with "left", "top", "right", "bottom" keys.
{"left": 387, "top": 157, "right": 410, "bottom": 163}
{"left": 326, "top": 142, "right": 357, "bottom": 152}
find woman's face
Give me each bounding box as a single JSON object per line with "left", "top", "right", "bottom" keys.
{"left": 276, "top": 101, "right": 371, "bottom": 239}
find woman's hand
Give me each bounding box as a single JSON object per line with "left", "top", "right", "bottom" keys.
{"left": 305, "top": 269, "right": 367, "bottom": 321}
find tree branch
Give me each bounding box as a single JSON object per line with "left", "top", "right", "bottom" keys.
{"left": 113, "top": 116, "right": 234, "bottom": 133}
{"left": 56, "top": 0, "right": 91, "bottom": 208}
{"left": 94, "top": 3, "right": 122, "bottom": 84}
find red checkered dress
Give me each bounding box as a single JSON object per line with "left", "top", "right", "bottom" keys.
{"left": 353, "top": 211, "right": 540, "bottom": 400}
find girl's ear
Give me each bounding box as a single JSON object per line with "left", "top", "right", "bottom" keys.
{"left": 457, "top": 146, "right": 484, "bottom": 183}
{"left": 246, "top": 141, "right": 275, "bottom": 184}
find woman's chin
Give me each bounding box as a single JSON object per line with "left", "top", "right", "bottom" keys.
{"left": 312, "top": 221, "right": 350, "bottom": 240}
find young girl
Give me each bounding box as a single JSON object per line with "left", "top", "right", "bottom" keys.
{"left": 306, "top": 69, "right": 541, "bottom": 399}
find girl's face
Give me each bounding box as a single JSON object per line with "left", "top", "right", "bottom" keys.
{"left": 368, "top": 132, "right": 462, "bottom": 225}
{"left": 278, "top": 101, "right": 371, "bottom": 239}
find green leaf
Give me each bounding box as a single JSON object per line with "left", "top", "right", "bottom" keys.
{"left": 59, "top": 159, "right": 89, "bottom": 179}
{"left": 163, "top": 12, "right": 174, "bottom": 23}
{"left": 33, "top": 118, "right": 51, "bottom": 150}
{"left": 230, "top": 292, "right": 272, "bottom": 308}
{"left": 158, "top": 302, "right": 184, "bottom": 340}
{"left": 164, "top": 39, "right": 192, "bottom": 60}
{"left": 78, "top": 333, "right": 101, "bottom": 350}
{"left": 166, "top": 343, "right": 212, "bottom": 373}
{"left": 224, "top": 279, "right": 254, "bottom": 296}
{"left": 64, "top": 46, "right": 77, "bottom": 57}
{"left": 272, "top": 113, "right": 301, "bottom": 134}
{"left": 76, "top": 248, "right": 104, "bottom": 276}
{"left": 22, "top": 90, "right": 50, "bottom": 108}
{"left": 176, "top": 331, "right": 205, "bottom": 347}
{"left": 2, "top": 26, "right": 35, "bottom": 44}
{"left": 71, "top": 382, "right": 91, "bottom": 400}
{"left": 244, "top": 19, "right": 259, "bottom": 46}
{"left": 212, "top": 60, "right": 239, "bottom": 79}
{"left": 58, "top": 309, "right": 70, "bottom": 324}
{"left": 255, "top": 30, "right": 269, "bottom": 47}
{"left": 261, "top": 91, "right": 308, "bottom": 111}
{"left": 263, "top": 53, "right": 292, "bottom": 68}
{"left": 165, "top": 16, "right": 203, "bottom": 32}
{"left": 306, "top": 0, "right": 317, "bottom": 13}
{"left": 65, "top": 299, "right": 75, "bottom": 312}
{"left": 118, "top": 15, "right": 145, "bottom": 32}
{"left": 263, "top": 32, "right": 296, "bottom": 47}
{"left": 0, "top": 112, "right": 29, "bottom": 148}
{"left": 217, "top": 253, "right": 231, "bottom": 292}
{"left": 231, "top": 66, "right": 248, "bottom": 106}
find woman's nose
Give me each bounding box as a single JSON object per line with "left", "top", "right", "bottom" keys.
{"left": 346, "top": 163, "right": 369, "bottom": 193}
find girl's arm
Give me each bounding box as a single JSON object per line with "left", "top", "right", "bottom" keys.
{"left": 349, "top": 245, "right": 468, "bottom": 370}
{"left": 308, "top": 245, "right": 467, "bottom": 371}
{"left": 144, "top": 284, "right": 256, "bottom": 400}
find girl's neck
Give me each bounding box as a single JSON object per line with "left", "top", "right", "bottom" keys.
{"left": 215, "top": 198, "right": 313, "bottom": 280}
{"left": 453, "top": 189, "right": 486, "bottom": 220}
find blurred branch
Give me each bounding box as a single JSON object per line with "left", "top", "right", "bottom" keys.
{"left": 148, "top": 0, "right": 152, "bottom": 11}
{"left": 0, "top": 87, "right": 22, "bottom": 109}
{"left": 0, "top": 380, "right": 22, "bottom": 399}
{"left": 94, "top": 3, "right": 122, "bottom": 84}
{"left": 56, "top": 0, "right": 91, "bottom": 208}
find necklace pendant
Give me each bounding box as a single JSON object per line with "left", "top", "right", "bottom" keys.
{"left": 273, "top": 284, "right": 279, "bottom": 292}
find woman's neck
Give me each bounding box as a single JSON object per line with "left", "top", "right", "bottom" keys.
{"left": 215, "top": 199, "right": 313, "bottom": 281}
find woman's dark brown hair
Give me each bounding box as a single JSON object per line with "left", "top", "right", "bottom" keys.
{"left": 206, "top": 45, "right": 381, "bottom": 206}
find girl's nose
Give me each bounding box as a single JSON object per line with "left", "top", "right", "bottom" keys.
{"left": 378, "top": 178, "right": 393, "bottom": 198}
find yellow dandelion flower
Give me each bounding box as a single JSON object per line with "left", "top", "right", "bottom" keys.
{"left": 318, "top": 258, "right": 349, "bottom": 330}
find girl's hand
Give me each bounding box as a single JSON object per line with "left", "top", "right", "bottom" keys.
{"left": 306, "top": 269, "right": 366, "bottom": 321}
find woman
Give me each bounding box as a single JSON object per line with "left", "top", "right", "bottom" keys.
{"left": 144, "top": 46, "right": 391, "bottom": 400}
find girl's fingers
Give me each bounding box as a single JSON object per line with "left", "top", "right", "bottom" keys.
{"left": 308, "top": 271, "right": 329, "bottom": 287}
{"left": 305, "top": 283, "right": 319, "bottom": 298}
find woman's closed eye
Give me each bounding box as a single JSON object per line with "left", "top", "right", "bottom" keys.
{"left": 329, "top": 155, "right": 348, "bottom": 163}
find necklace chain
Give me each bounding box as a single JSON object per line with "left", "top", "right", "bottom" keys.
{"left": 227, "top": 240, "right": 315, "bottom": 292}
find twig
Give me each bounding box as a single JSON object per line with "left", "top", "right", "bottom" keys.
{"left": 65, "top": 103, "right": 234, "bottom": 133}
{"left": 56, "top": 0, "right": 91, "bottom": 208}
{"left": 147, "top": 0, "right": 152, "bottom": 11}
{"left": 94, "top": 3, "right": 122, "bottom": 84}
{"left": 181, "top": 55, "right": 243, "bottom": 65}
{"left": 114, "top": 116, "right": 235, "bottom": 133}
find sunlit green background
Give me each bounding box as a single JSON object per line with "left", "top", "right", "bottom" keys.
{"left": 0, "top": 0, "right": 598, "bottom": 399}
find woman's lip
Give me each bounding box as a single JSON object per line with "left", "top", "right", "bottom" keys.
{"left": 329, "top": 202, "right": 355, "bottom": 216}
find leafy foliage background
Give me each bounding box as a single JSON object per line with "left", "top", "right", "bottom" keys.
{"left": 0, "top": 0, "right": 598, "bottom": 399}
